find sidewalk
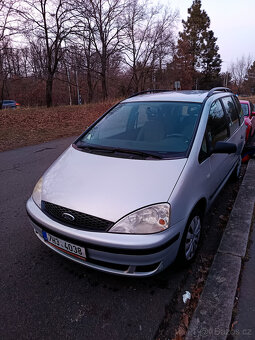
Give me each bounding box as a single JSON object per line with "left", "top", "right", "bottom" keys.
{"left": 185, "top": 159, "right": 255, "bottom": 340}
{"left": 231, "top": 221, "right": 255, "bottom": 339}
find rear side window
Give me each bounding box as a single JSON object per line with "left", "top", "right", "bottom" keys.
{"left": 221, "top": 96, "right": 239, "bottom": 134}
{"left": 233, "top": 96, "right": 244, "bottom": 123}
{"left": 207, "top": 100, "right": 228, "bottom": 147}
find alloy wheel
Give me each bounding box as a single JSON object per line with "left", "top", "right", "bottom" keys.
{"left": 185, "top": 215, "right": 201, "bottom": 261}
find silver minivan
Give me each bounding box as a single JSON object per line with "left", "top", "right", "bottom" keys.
{"left": 26, "top": 88, "right": 246, "bottom": 276}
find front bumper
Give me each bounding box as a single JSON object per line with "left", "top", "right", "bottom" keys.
{"left": 26, "top": 197, "right": 183, "bottom": 277}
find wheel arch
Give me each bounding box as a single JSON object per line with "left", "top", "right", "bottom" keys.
{"left": 191, "top": 198, "right": 207, "bottom": 219}
{"left": 177, "top": 197, "right": 207, "bottom": 264}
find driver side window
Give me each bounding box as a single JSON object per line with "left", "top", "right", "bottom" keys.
{"left": 199, "top": 100, "right": 229, "bottom": 163}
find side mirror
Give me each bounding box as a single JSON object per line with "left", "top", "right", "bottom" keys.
{"left": 211, "top": 141, "right": 237, "bottom": 154}
{"left": 251, "top": 111, "right": 255, "bottom": 117}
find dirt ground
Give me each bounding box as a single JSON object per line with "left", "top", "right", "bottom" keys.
{"left": 0, "top": 100, "right": 118, "bottom": 152}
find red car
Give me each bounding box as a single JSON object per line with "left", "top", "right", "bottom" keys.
{"left": 240, "top": 100, "right": 255, "bottom": 141}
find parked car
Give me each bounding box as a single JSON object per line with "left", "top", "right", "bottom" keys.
{"left": 0, "top": 100, "right": 20, "bottom": 109}
{"left": 240, "top": 100, "right": 255, "bottom": 141}
{"left": 26, "top": 87, "right": 246, "bottom": 277}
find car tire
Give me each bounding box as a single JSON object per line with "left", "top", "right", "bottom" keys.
{"left": 177, "top": 209, "right": 202, "bottom": 265}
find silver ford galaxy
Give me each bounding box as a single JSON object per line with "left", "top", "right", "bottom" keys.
{"left": 26, "top": 88, "right": 246, "bottom": 276}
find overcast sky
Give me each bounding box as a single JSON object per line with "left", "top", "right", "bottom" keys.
{"left": 160, "top": 0, "right": 255, "bottom": 71}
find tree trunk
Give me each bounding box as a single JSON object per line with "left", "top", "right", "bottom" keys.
{"left": 0, "top": 76, "right": 7, "bottom": 109}
{"left": 66, "top": 66, "right": 72, "bottom": 105}
{"left": 101, "top": 68, "right": 108, "bottom": 101}
{"left": 101, "top": 50, "right": 108, "bottom": 100}
{"left": 133, "top": 65, "right": 139, "bottom": 93}
{"left": 0, "top": 81, "right": 3, "bottom": 110}
{"left": 46, "top": 75, "right": 53, "bottom": 107}
{"left": 87, "top": 68, "right": 93, "bottom": 103}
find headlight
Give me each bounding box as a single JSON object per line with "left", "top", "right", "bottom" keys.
{"left": 109, "top": 203, "right": 170, "bottom": 234}
{"left": 32, "top": 177, "right": 43, "bottom": 208}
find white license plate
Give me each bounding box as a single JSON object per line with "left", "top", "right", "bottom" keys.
{"left": 42, "top": 231, "right": 86, "bottom": 260}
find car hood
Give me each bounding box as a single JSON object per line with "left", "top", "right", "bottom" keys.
{"left": 41, "top": 146, "right": 187, "bottom": 222}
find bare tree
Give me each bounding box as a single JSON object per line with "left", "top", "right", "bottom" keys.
{"left": 18, "top": 0, "right": 74, "bottom": 107}
{"left": 229, "top": 55, "right": 252, "bottom": 93}
{"left": 0, "top": 0, "right": 18, "bottom": 44}
{"left": 0, "top": 0, "right": 180, "bottom": 106}
{"left": 70, "top": 1, "right": 101, "bottom": 103}
{"left": 122, "top": 0, "right": 178, "bottom": 92}
{"left": 0, "top": 0, "right": 17, "bottom": 108}
{"left": 75, "top": 0, "right": 126, "bottom": 100}
{"left": 20, "top": 47, "right": 32, "bottom": 78}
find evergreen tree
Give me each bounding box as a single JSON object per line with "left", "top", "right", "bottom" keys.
{"left": 172, "top": 39, "right": 194, "bottom": 89}
{"left": 175, "top": 0, "right": 222, "bottom": 89}
{"left": 200, "top": 29, "right": 222, "bottom": 88}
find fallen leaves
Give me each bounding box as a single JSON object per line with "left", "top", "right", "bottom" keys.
{"left": 0, "top": 100, "right": 118, "bottom": 152}
{"left": 172, "top": 255, "right": 213, "bottom": 340}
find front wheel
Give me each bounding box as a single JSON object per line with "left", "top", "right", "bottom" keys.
{"left": 177, "top": 210, "right": 202, "bottom": 264}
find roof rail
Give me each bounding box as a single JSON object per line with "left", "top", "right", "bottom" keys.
{"left": 127, "top": 89, "right": 171, "bottom": 99}
{"left": 206, "top": 87, "right": 232, "bottom": 97}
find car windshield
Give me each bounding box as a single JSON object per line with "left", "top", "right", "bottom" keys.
{"left": 76, "top": 101, "right": 202, "bottom": 159}
{"left": 241, "top": 103, "right": 249, "bottom": 116}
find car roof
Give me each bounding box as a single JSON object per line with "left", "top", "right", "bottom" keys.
{"left": 123, "top": 90, "right": 208, "bottom": 103}
{"left": 122, "top": 89, "right": 234, "bottom": 104}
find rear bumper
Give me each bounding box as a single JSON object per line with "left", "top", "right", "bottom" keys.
{"left": 26, "top": 197, "right": 183, "bottom": 276}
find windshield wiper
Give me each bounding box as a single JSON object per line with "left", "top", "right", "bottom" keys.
{"left": 75, "top": 142, "right": 163, "bottom": 159}
{"left": 113, "top": 148, "right": 163, "bottom": 159}
{"left": 76, "top": 143, "right": 114, "bottom": 153}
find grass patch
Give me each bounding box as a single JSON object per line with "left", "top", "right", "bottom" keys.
{"left": 0, "top": 100, "right": 118, "bottom": 152}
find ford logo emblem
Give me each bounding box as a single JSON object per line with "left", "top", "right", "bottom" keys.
{"left": 62, "top": 212, "right": 75, "bottom": 222}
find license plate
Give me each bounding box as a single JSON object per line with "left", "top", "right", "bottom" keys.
{"left": 42, "top": 231, "right": 86, "bottom": 260}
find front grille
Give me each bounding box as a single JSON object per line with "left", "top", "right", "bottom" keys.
{"left": 42, "top": 201, "right": 114, "bottom": 232}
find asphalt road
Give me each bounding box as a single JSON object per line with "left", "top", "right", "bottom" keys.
{"left": 0, "top": 137, "right": 243, "bottom": 340}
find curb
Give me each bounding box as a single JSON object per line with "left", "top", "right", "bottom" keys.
{"left": 186, "top": 159, "right": 255, "bottom": 340}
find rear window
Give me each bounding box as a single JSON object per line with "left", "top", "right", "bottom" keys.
{"left": 233, "top": 96, "right": 244, "bottom": 124}
{"left": 240, "top": 103, "right": 249, "bottom": 116}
